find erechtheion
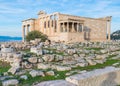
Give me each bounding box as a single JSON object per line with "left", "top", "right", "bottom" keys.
{"left": 22, "top": 11, "right": 111, "bottom": 42}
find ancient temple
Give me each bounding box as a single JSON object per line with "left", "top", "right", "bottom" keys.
{"left": 22, "top": 11, "right": 111, "bottom": 42}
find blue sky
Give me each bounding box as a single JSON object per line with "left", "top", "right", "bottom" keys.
{"left": 0, "top": 0, "right": 120, "bottom": 37}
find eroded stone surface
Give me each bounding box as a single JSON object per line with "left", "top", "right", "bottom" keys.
{"left": 34, "top": 80, "right": 77, "bottom": 86}
{"left": 2, "top": 79, "right": 19, "bottom": 86}
{"left": 66, "top": 67, "right": 120, "bottom": 86}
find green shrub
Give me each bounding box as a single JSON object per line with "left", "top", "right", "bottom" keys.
{"left": 26, "top": 30, "right": 48, "bottom": 42}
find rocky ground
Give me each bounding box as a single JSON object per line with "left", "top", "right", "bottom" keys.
{"left": 0, "top": 39, "right": 120, "bottom": 86}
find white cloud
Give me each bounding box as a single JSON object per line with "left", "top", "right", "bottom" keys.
{"left": 0, "top": 3, "right": 26, "bottom": 14}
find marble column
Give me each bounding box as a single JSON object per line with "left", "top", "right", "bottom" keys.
{"left": 77, "top": 23, "right": 79, "bottom": 32}
{"left": 108, "top": 20, "right": 111, "bottom": 41}
{"left": 72, "top": 22, "right": 74, "bottom": 32}
{"left": 22, "top": 26, "right": 25, "bottom": 42}
{"left": 60, "top": 23, "right": 62, "bottom": 32}
{"left": 43, "top": 20, "right": 46, "bottom": 34}
{"left": 49, "top": 20, "right": 51, "bottom": 35}
{"left": 63, "top": 22, "right": 65, "bottom": 32}
{"left": 46, "top": 20, "right": 47, "bottom": 34}
{"left": 67, "top": 22, "right": 69, "bottom": 32}
{"left": 26, "top": 25, "right": 29, "bottom": 36}
{"left": 82, "top": 24, "right": 84, "bottom": 32}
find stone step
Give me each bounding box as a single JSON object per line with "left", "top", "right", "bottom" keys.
{"left": 66, "top": 67, "right": 120, "bottom": 86}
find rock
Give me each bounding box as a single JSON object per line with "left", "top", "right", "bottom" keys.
{"left": 46, "top": 71, "right": 55, "bottom": 76}
{"left": 37, "top": 63, "right": 50, "bottom": 69}
{"left": 15, "top": 70, "right": 26, "bottom": 75}
{"left": 94, "top": 60, "right": 104, "bottom": 64}
{"left": 67, "top": 49, "right": 76, "bottom": 55}
{"left": 87, "top": 55, "right": 96, "bottom": 59}
{"left": 13, "top": 53, "right": 22, "bottom": 58}
{"left": 38, "top": 42, "right": 44, "bottom": 48}
{"left": 20, "top": 75, "right": 28, "bottom": 80}
{"left": 24, "top": 63, "right": 33, "bottom": 69}
{"left": 76, "top": 58, "right": 86, "bottom": 63}
{"left": 30, "top": 47, "right": 43, "bottom": 55}
{"left": 66, "top": 72, "right": 72, "bottom": 76}
{"left": 78, "top": 70, "right": 87, "bottom": 74}
{"left": 34, "top": 80, "right": 76, "bottom": 86}
{"left": 0, "top": 76, "right": 13, "bottom": 81}
{"left": 76, "top": 62, "right": 88, "bottom": 67}
{"left": 96, "top": 55, "right": 106, "bottom": 60}
{"left": 55, "top": 55, "right": 64, "bottom": 61}
{"left": 56, "top": 66, "right": 71, "bottom": 71}
{"left": 3, "top": 72, "right": 8, "bottom": 76}
{"left": 44, "top": 40, "right": 50, "bottom": 45}
{"left": 42, "top": 55, "right": 54, "bottom": 62}
{"left": 63, "top": 60, "right": 76, "bottom": 65}
{"left": 2, "top": 79, "right": 19, "bottom": 86}
{"left": 8, "top": 66, "right": 19, "bottom": 74}
{"left": 1, "top": 47, "right": 14, "bottom": 53}
{"left": 29, "top": 70, "right": 44, "bottom": 77}
{"left": 84, "top": 50, "right": 90, "bottom": 54}
{"left": 112, "top": 55, "right": 120, "bottom": 60}
{"left": 79, "top": 54, "right": 86, "bottom": 57}
{"left": 73, "top": 54, "right": 79, "bottom": 58}
{"left": 100, "top": 49, "right": 107, "bottom": 53}
{"left": 86, "top": 59, "right": 96, "bottom": 66}
{"left": 28, "top": 57, "right": 38, "bottom": 63}
{"left": 38, "top": 58, "right": 43, "bottom": 63}
{"left": 113, "top": 62, "right": 120, "bottom": 66}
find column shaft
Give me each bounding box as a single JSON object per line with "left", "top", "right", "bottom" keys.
{"left": 72, "top": 22, "right": 74, "bottom": 32}
{"left": 22, "top": 27, "right": 25, "bottom": 42}
{"left": 77, "top": 23, "right": 79, "bottom": 32}
{"left": 26, "top": 25, "right": 29, "bottom": 35}
{"left": 63, "top": 22, "right": 65, "bottom": 32}
{"left": 67, "top": 22, "right": 69, "bottom": 32}
{"left": 108, "top": 21, "right": 111, "bottom": 41}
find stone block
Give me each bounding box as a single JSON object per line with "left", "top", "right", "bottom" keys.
{"left": 34, "top": 80, "right": 76, "bottom": 86}
{"left": 66, "top": 67, "right": 120, "bottom": 86}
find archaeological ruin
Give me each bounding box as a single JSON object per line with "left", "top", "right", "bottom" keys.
{"left": 22, "top": 11, "right": 112, "bottom": 42}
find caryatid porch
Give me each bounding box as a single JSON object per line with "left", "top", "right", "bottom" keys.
{"left": 59, "top": 19, "right": 84, "bottom": 33}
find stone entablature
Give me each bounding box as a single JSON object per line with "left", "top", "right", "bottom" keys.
{"left": 22, "top": 11, "right": 111, "bottom": 42}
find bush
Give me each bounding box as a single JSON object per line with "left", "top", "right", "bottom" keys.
{"left": 26, "top": 30, "right": 48, "bottom": 42}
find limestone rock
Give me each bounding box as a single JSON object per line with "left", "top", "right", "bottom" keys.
{"left": 20, "top": 75, "right": 28, "bottom": 80}
{"left": 29, "top": 70, "right": 44, "bottom": 77}
{"left": 2, "top": 79, "right": 19, "bottom": 86}
{"left": 86, "top": 59, "right": 96, "bottom": 66}
{"left": 28, "top": 57, "right": 38, "bottom": 63}
{"left": 56, "top": 66, "right": 71, "bottom": 71}
{"left": 8, "top": 66, "right": 19, "bottom": 74}
{"left": 42, "top": 55, "right": 54, "bottom": 62}
{"left": 30, "top": 47, "right": 43, "bottom": 55}
{"left": 38, "top": 58, "right": 43, "bottom": 63}
{"left": 0, "top": 76, "right": 13, "bottom": 81}
{"left": 76, "top": 62, "right": 88, "bottom": 67}
{"left": 46, "top": 71, "right": 55, "bottom": 76}
{"left": 67, "top": 49, "right": 76, "bottom": 55}
{"left": 100, "top": 49, "right": 107, "bottom": 53}
{"left": 55, "top": 55, "right": 64, "bottom": 61}
{"left": 37, "top": 63, "right": 50, "bottom": 69}
{"left": 1, "top": 47, "right": 14, "bottom": 53}
{"left": 96, "top": 55, "right": 106, "bottom": 60}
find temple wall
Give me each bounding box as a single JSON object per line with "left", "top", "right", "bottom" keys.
{"left": 59, "top": 14, "right": 108, "bottom": 42}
